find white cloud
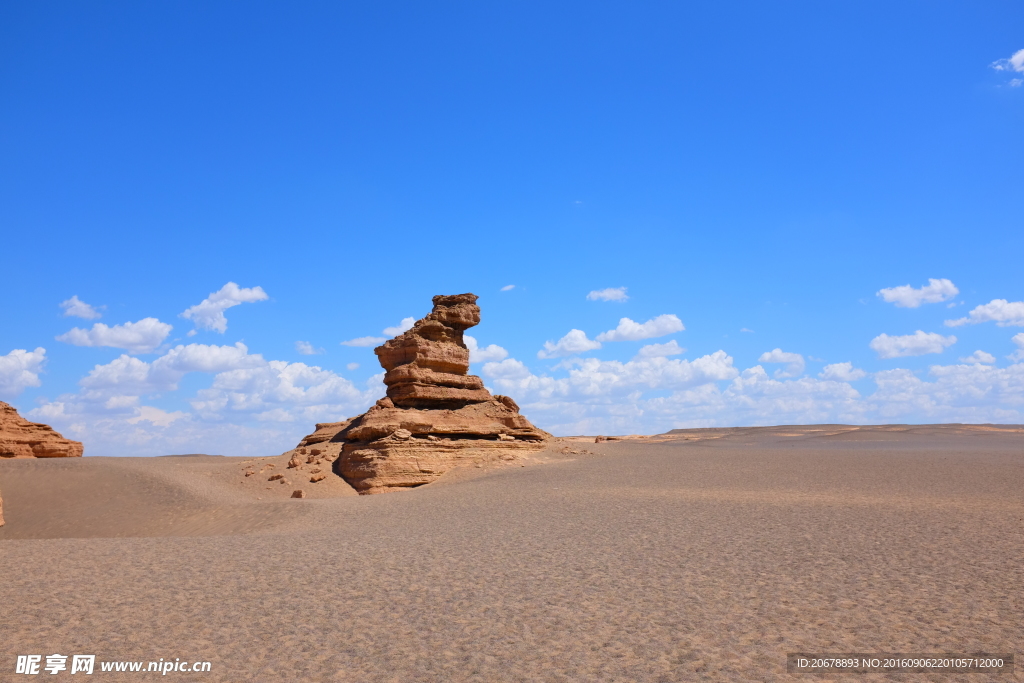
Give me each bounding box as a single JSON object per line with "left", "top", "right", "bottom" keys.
{"left": 945, "top": 299, "right": 1024, "bottom": 327}
{"left": 341, "top": 336, "right": 387, "bottom": 347}
{"left": 56, "top": 318, "right": 173, "bottom": 354}
{"left": 537, "top": 329, "right": 602, "bottom": 359}
{"left": 79, "top": 355, "right": 155, "bottom": 396}
{"left": 535, "top": 316, "right": 686, "bottom": 361}
{"left": 866, "top": 364, "right": 1024, "bottom": 423}
{"left": 959, "top": 350, "right": 996, "bottom": 365}
{"left": 73, "top": 343, "right": 265, "bottom": 402}
{"left": 189, "top": 360, "right": 373, "bottom": 421}
{"left": 486, "top": 350, "right": 1024, "bottom": 436}
{"left": 482, "top": 358, "right": 533, "bottom": 380}
{"left": 346, "top": 362, "right": 360, "bottom": 371}
{"left": 481, "top": 351, "right": 741, "bottom": 435}
{"left": 100, "top": 394, "right": 138, "bottom": 409}
{"left": 877, "top": 278, "right": 958, "bottom": 308}
{"left": 181, "top": 282, "right": 268, "bottom": 334}
{"left": 0, "top": 347, "right": 46, "bottom": 398}
{"left": 153, "top": 342, "right": 263, "bottom": 376}
{"left": 991, "top": 48, "right": 1024, "bottom": 73}
{"left": 486, "top": 351, "right": 739, "bottom": 401}
{"left": 635, "top": 340, "right": 685, "bottom": 358}
{"left": 818, "top": 362, "right": 867, "bottom": 381}
{"left": 869, "top": 331, "right": 956, "bottom": 359}
{"left": 464, "top": 335, "right": 509, "bottom": 363}
{"left": 740, "top": 328, "right": 754, "bottom": 333}
{"left": 295, "top": 341, "right": 323, "bottom": 355}
{"left": 28, "top": 343, "right": 379, "bottom": 456}
{"left": 714, "top": 366, "right": 865, "bottom": 424}
{"left": 28, "top": 327, "right": 1024, "bottom": 455}
{"left": 757, "top": 348, "right": 806, "bottom": 378}
{"left": 587, "top": 287, "right": 629, "bottom": 302}
{"left": 59, "top": 295, "right": 103, "bottom": 320}
{"left": 127, "top": 406, "right": 187, "bottom": 427}
{"left": 500, "top": 285, "right": 515, "bottom": 292}
{"left": 25, "top": 400, "right": 317, "bottom": 457}
{"left": 342, "top": 317, "right": 416, "bottom": 347}
{"left": 596, "top": 314, "right": 684, "bottom": 342}
{"left": 1010, "top": 333, "right": 1024, "bottom": 362}
{"left": 45, "top": 403, "right": 298, "bottom": 455}
{"left": 382, "top": 317, "right": 416, "bottom": 336}
{"left": 1011, "top": 78, "right": 1023, "bottom": 88}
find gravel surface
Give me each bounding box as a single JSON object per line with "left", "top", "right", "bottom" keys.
{"left": 1, "top": 427, "right": 1021, "bottom": 681}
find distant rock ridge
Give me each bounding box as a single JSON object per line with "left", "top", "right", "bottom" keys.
{"left": 0, "top": 401, "right": 84, "bottom": 459}
{"left": 284, "top": 294, "right": 549, "bottom": 494}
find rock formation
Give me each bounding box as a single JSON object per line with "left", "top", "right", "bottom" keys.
{"left": 283, "top": 294, "right": 549, "bottom": 494}
{"left": 0, "top": 401, "right": 84, "bottom": 458}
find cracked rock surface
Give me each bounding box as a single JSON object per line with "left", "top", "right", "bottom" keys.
{"left": 0, "top": 401, "right": 83, "bottom": 459}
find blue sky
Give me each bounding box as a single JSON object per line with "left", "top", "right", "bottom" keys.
{"left": 2, "top": 2, "right": 1023, "bottom": 456}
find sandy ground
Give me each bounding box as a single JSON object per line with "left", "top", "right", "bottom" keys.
{"left": 0, "top": 424, "right": 1021, "bottom": 681}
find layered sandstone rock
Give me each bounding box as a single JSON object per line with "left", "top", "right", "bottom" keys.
{"left": 0, "top": 401, "right": 84, "bottom": 458}
{"left": 283, "top": 294, "right": 549, "bottom": 494}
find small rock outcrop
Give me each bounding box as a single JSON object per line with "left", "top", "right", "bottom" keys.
{"left": 283, "top": 294, "right": 549, "bottom": 494}
{"left": 0, "top": 401, "right": 84, "bottom": 458}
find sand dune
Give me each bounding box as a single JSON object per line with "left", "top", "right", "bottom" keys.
{"left": 1, "top": 425, "right": 1021, "bottom": 681}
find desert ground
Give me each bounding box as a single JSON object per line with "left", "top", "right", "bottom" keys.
{"left": 1, "top": 424, "right": 1021, "bottom": 682}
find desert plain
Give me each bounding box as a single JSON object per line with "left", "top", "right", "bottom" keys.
{"left": 1, "top": 424, "right": 1021, "bottom": 682}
